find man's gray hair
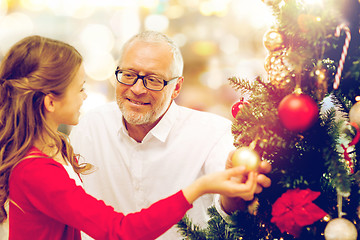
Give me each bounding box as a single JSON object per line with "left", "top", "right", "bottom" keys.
{"left": 118, "top": 31, "right": 184, "bottom": 77}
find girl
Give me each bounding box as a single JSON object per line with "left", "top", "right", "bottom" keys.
{"left": 0, "top": 35, "right": 258, "bottom": 240}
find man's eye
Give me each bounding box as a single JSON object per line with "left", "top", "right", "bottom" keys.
{"left": 123, "top": 73, "right": 134, "bottom": 78}
{"left": 147, "top": 76, "right": 162, "bottom": 84}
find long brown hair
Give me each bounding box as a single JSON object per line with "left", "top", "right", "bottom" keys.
{"left": 0, "top": 35, "right": 91, "bottom": 222}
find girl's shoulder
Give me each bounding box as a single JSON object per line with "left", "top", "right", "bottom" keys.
{"left": 12, "top": 147, "right": 63, "bottom": 178}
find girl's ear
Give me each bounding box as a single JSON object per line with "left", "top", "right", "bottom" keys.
{"left": 43, "top": 94, "right": 56, "bottom": 112}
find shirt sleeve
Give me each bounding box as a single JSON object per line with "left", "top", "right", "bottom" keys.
{"left": 68, "top": 117, "right": 93, "bottom": 165}
{"left": 205, "top": 125, "right": 235, "bottom": 220}
{"left": 213, "top": 194, "right": 232, "bottom": 221}
{"left": 13, "top": 158, "right": 192, "bottom": 240}
{"left": 204, "top": 127, "right": 235, "bottom": 174}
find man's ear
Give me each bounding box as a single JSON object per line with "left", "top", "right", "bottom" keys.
{"left": 43, "top": 94, "right": 56, "bottom": 113}
{"left": 171, "top": 76, "right": 184, "bottom": 100}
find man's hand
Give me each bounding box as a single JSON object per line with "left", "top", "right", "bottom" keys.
{"left": 220, "top": 150, "right": 272, "bottom": 214}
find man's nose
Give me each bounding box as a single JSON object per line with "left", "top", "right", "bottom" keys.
{"left": 130, "top": 77, "right": 147, "bottom": 94}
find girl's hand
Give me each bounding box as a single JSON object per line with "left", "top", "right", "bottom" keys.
{"left": 183, "top": 166, "right": 258, "bottom": 204}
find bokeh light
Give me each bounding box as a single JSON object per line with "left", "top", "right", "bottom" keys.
{"left": 110, "top": 8, "right": 141, "bottom": 39}
{"left": 165, "top": 4, "right": 185, "bottom": 19}
{"left": 0, "top": 0, "right": 275, "bottom": 120}
{"left": 200, "top": 0, "right": 231, "bottom": 17}
{"left": 191, "top": 41, "right": 217, "bottom": 57}
{"left": 0, "top": 0, "right": 8, "bottom": 18}
{"left": 219, "top": 34, "right": 239, "bottom": 55}
{"left": 80, "top": 24, "right": 115, "bottom": 52}
{"left": 0, "top": 12, "right": 34, "bottom": 55}
{"left": 231, "top": 0, "right": 275, "bottom": 28}
{"left": 144, "top": 14, "right": 169, "bottom": 32}
{"left": 20, "top": 0, "right": 47, "bottom": 11}
{"left": 81, "top": 90, "right": 108, "bottom": 113}
{"left": 172, "top": 33, "right": 188, "bottom": 48}
{"left": 46, "top": 0, "right": 88, "bottom": 16}
{"left": 83, "top": 50, "right": 116, "bottom": 81}
{"left": 139, "top": 0, "right": 159, "bottom": 9}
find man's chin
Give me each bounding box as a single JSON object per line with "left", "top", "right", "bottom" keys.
{"left": 124, "top": 114, "right": 151, "bottom": 125}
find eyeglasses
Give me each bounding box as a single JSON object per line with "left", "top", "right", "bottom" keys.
{"left": 115, "top": 68, "right": 179, "bottom": 91}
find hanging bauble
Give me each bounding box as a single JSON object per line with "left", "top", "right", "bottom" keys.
{"left": 263, "top": 29, "right": 285, "bottom": 52}
{"left": 265, "top": 49, "right": 295, "bottom": 91}
{"left": 232, "top": 146, "right": 260, "bottom": 171}
{"left": 269, "top": 67, "right": 295, "bottom": 90}
{"left": 231, "top": 98, "right": 249, "bottom": 118}
{"left": 349, "top": 101, "right": 360, "bottom": 128}
{"left": 264, "top": 54, "right": 272, "bottom": 72}
{"left": 324, "top": 218, "right": 357, "bottom": 240}
{"left": 278, "top": 93, "right": 319, "bottom": 132}
{"left": 309, "top": 61, "right": 328, "bottom": 100}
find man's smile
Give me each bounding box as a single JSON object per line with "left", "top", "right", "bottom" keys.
{"left": 127, "top": 98, "right": 150, "bottom": 105}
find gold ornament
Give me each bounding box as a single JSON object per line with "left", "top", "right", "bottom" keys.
{"left": 263, "top": 29, "right": 285, "bottom": 52}
{"left": 232, "top": 146, "right": 260, "bottom": 171}
{"left": 265, "top": 49, "right": 295, "bottom": 91}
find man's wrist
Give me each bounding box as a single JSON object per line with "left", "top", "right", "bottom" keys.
{"left": 214, "top": 194, "right": 231, "bottom": 221}
{"left": 219, "top": 195, "right": 259, "bottom": 215}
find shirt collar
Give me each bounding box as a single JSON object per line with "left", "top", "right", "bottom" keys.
{"left": 149, "top": 101, "right": 178, "bottom": 142}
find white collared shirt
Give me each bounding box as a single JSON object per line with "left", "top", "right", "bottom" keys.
{"left": 70, "top": 101, "right": 235, "bottom": 239}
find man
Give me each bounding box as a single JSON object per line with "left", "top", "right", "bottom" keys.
{"left": 70, "top": 31, "right": 271, "bottom": 239}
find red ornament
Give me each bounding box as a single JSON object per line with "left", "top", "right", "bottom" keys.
{"left": 231, "top": 98, "right": 248, "bottom": 118}
{"left": 278, "top": 93, "right": 318, "bottom": 132}
{"left": 271, "top": 188, "right": 327, "bottom": 238}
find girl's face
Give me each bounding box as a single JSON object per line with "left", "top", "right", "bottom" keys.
{"left": 51, "top": 64, "right": 87, "bottom": 127}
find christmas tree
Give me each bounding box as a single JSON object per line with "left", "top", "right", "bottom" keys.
{"left": 178, "top": 0, "right": 360, "bottom": 239}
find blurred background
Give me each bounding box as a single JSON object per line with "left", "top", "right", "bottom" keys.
{"left": 0, "top": 0, "right": 274, "bottom": 121}
{"left": 0, "top": 1, "right": 310, "bottom": 238}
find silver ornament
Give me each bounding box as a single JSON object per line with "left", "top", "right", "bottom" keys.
{"left": 324, "top": 218, "right": 357, "bottom": 240}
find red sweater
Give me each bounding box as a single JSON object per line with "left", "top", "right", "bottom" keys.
{"left": 9, "top": 147, "right": 192, "bottom": 240}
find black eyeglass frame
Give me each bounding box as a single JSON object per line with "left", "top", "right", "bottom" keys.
{"left": 115, "top": 68, "right": 179, "bottom": 91}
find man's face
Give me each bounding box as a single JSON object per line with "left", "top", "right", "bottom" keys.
{"left": 115, "top": 40, "right": 180, "bottom": 126}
